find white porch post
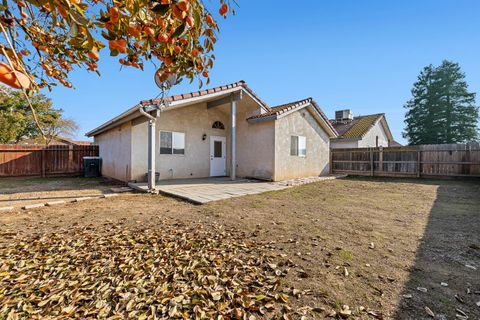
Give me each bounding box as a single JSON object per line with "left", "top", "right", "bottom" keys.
{"left": 147, "top": 119, "right": 156, "bottom": 190}
{"left": 230, "top": 96, "right": 236, "bottom": 180}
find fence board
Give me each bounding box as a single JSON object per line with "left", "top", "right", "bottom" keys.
{"left": 331, "top": 143, "right": 480, "bottom": 178}
{"left": 0, "top": 144, "right": 99, "bottom": 177}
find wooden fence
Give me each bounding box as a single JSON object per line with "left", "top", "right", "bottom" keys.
{"left": 330, "top": 143, "right": 480, "bottom": 178}
{"left": 0, "top": 144, "right": 99, "bottom": 177}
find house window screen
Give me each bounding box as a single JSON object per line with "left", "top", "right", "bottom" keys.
{"left": 160, "top": 131, "right": 185, "bottom": 155}
{"left": 214, "top": 141, "right": 222, "bottom": 158}
{"left": 291, "top": 135, "right": 306, "bottom": 157}
{"left": 290, "top": 136, "right": 298, "bottom": 156}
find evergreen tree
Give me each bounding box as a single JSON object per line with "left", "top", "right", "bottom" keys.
{"left": 403, "top": 60, "right": 479, "bottom": 145}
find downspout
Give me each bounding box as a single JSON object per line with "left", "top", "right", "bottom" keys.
{"left": 139, "top": 105, "right": 159, "bottom": 192}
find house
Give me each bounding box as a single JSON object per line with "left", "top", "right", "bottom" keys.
{"left": 86, "top": 81, "right": 338, "bottom": 182}
{"left": 330, "top": 110, "right": 395, "bottom": 149}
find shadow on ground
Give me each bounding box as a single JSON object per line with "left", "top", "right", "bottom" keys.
{"left": 390, "top": 179, "right": 480, "bottom": 319}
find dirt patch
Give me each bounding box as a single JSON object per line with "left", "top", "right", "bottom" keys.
{"left": 0, "top": 177, "right": 122, "bottom": 207}
{"left": 0, "top": 177, "right": 479, "bottom": 319}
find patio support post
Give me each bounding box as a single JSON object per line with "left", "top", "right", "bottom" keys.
{"left": 230, "top": 96, "right": 236, "bottom": 180}
{"left": 139, "top": 105, "right": 159, "bottom": 192}
{"left": 147, "top": 119, "right": 156, "bottom": 190}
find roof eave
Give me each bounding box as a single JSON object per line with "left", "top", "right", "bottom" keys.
{"left": 86, "top": 82, "right": 269, "bottom": 137}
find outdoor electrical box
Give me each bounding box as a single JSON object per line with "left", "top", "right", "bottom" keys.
{"left": 83, "top": 156, "right": 102, "bottom": 178}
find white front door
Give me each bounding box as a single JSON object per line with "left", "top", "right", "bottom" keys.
{"left": 210, "top": 136, "right": 226, "bottom": 176}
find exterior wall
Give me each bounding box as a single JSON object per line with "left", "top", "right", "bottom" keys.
{"left": 94, "top": 121, "right": 132, "bottom": 181}
{"left": 358, "top": 121, "right": 390, "bottom": 147}
{"left": 129, "top": 94, "right": 275, "bottom": 181}
{"left": 273, "top": 109, "right": 331, "bottom": 180}
{"left": 236, "top": 105, "right": 275, "bottom": 180}
{"left": 330, "top": 140, "right": 359, "bottom": 149}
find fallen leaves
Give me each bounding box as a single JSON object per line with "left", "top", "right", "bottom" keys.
{"left": 0, "top": 224, "right": 289, "bottom": 319}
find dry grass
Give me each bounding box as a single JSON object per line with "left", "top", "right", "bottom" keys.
{"left": 0, "top": 177, "right": 479, "bottom": 319}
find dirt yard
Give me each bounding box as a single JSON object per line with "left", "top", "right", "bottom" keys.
{"left": 0, "top": 177, "right": 479, "bottom": 319}
{"left": 0, "top": 176, "right": 122, "bottom": 207}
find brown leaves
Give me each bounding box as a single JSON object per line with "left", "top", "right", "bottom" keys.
{"left": 0, "top": 224, "right": 288, "bottom": 319}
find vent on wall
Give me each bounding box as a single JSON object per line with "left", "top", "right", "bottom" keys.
{"left": 335, "top": 109, "right": 353, "bottom": 122}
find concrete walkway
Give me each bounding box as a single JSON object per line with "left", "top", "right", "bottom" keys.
{"left": 129, "top": 177, "right": 288, "bottom": 204}
{"left": 128, "top": 175, "right": 346, "bottom": 205}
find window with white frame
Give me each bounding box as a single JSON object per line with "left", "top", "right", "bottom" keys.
{"left": 290, "top": 135, "right": 306, "bottom": 157}
{"left": 160, "top": 131, "right": 185, "bottom": 155}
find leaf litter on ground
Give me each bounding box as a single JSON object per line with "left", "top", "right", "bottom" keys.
{"left": 0, "top": 223, "right": 291, "bottom": 319}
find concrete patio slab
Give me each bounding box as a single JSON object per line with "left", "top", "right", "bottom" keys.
{"left": 128, "top": 175, "right": 346, "bottom": 205}
{"left": 129, "top": 177, "right": 288, "bottom": 204}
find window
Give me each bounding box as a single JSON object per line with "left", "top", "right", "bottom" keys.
{"left": 160, "top": 131, "right": 185, "bottom": 155}
{"left": 214, "top": 141, "right": 222, "bottom": 158}
{"left": 290, "top": 135, "right": 306, "bottom": 157}
{"left": 212, "top": 121, "right": 225, "bottom": 130}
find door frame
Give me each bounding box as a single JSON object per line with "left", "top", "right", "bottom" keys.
{"left": 209, "top": 135, "right": 227, "bottom": 177}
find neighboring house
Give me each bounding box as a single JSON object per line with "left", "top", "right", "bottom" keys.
{"left": 330, "top": 110, "right": 395, "bottom": 149}
{"left": 86, "top": 81, "right": 338, "bottom": 182}
{"left": 19, "top": 135, "right": 92, "bottom": 146}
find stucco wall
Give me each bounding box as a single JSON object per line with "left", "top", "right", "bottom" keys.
{"left": 94, "top": 121, "right": 132, "bottom": 182}
{"left": 236, "top": 101, "right": 275, "bottom": 180}
{"left": 273, "top": 109, "right": 330, "bottom": 180}
{"left": 330, "top": 140, "right": 359, "bottom": 149}
{"left": 358, "top": 121, "right": 390, "bottom": 147}
{"left": 129, "top": 94, "right": 275, "bottom": 181}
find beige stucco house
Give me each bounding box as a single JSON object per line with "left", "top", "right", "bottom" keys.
{"left": 86, "top": 81, "right": 338, "bottom": 182}
{"left": 329, "top": 110, "right": 397, "bottom": 149}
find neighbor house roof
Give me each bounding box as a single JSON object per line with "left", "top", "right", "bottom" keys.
{"left": 389, "top": 140, "right": 403, "bottom": 147}
{"left": 331, "top": 113, "right": 393, "bottom": 141}
{"left": 19, "top": 136, "right": 92, "bottom": 146}
{"left": 247, "top": 98, "right": 338, "bottom": 137}
{"left": 86, "top": 81, "right": 270, "bottom": 137}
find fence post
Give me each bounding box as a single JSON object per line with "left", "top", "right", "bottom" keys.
{"left": 370, "top": 148, "right": 374, "bottom": 176}
{"left": 68, "top": 145, "right": 73, "bottom": 173}
{"left": 379, "top": 146, "right": 383, "bottom": 173}
{"left": 416, "top": 150, "right": 421, "bottom": 178}
{"left": 41, "top": 148, "right": 46, "bottom": 177}
{"left": 329, "top": 150, "right": 333, "bottom": 174}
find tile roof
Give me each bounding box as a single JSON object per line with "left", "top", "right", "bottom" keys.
{"left": 247, "top": 98, "right": 313, "bottom": 120}
{"left": 86, "top": 81, "right": 270, "bottom": 137}
{"left": 389, "top": 140, "right": 403, "bottom": 147}
{"left": 140, "top": 80, "right": 270, "bottom": 111}
{"left": 331, "top": 113, "right": 384, "bottom": 139}
{"left": 247, "top": 98, "right": 338, "bottom": 136}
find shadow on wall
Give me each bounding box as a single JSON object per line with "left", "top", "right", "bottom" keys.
{"left": 392, "top": 180, "right": 480, "bottom": 319}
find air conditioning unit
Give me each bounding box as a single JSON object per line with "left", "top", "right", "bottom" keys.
{"left": 335, "top": 109, "right": 353, "bottom": 122}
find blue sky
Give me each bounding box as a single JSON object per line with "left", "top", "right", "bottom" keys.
{"left": 45, "top": 0, "right": 480, "bottom": 144}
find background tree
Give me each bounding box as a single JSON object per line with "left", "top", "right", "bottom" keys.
{"left": 403, "top": 60, "right": 479, "bottom": 145}
{"left": 42, "top": 117, "right": 80, "bottom": 145}
{"left": 0, "top": 85, "right": 78, "bottom": 144}
{"left": 0, "top": 0, "right": 232, "bottom": 91}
